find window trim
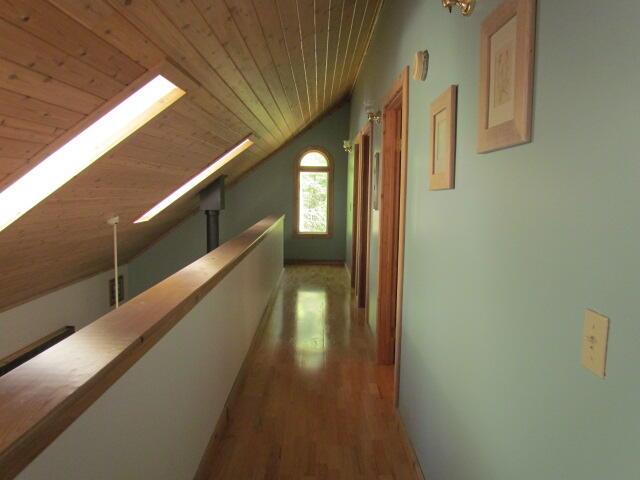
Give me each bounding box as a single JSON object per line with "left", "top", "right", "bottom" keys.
{"left": 294, "top": 146, "right": 333, "bottom": 238}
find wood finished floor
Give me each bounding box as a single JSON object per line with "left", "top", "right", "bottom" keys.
{"left": 203, "top": 265, "right": 419, "bottom": 479}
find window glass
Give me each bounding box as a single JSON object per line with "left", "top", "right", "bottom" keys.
{"left": 300, "top": 151, "right": 328, "bottom": 167}
{"left": 298, "top": 171, "right": 328, "bottom": 234}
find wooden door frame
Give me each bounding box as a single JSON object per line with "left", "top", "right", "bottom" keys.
{"left": 355, "top": 122, "right": 373, "bottom": 309}
{"left": 376, "top": 67, "right": 409, "bottom": 406}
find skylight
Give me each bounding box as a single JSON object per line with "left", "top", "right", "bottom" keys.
{"left": 0, "top": 75, "right": 185, "bottom": 233}
{"left": 134, "top": 137, "right": 253, "bottom": 223}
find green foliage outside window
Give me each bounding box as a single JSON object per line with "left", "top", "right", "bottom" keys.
{"left": 299, "top": 172, "right": 328, "bottom": 233}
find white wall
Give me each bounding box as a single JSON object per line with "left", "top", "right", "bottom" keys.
{"left": 0, "top": 266, "right": 128, "bottom": 360}
{"left": 17, "top": 221, "right": 283, "bottom": 479}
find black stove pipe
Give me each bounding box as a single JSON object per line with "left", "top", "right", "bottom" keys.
{"left": 200, "top": 176, "right": 226, "bottom": 253}
{"left": 205, "top": 210, "right": 220, "bottom": 252}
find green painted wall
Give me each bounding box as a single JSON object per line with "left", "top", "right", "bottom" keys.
{"left": 129, "top": 102, "right": 349, "bottom": 296}
{"left": 220, "top": 101, "right": 350, "bottom": 262}
{"left": 348, "top": 1, "right": 640, "bottom": 478}
{"left": 129, "top": 213, "right": 206, "bottom": 297}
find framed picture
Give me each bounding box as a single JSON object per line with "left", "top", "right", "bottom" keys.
{"left": 372, "top": 152, "right": 380, "bottom": 210}
{"left": 477, "top": 0, "right": 536, "bottom": 153}
{"left": 429, "top": 85, "right": 458, "bottom": 190}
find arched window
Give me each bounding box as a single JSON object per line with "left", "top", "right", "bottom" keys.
{"left": 295, "top": 148, "right": 332, "bottom": 236}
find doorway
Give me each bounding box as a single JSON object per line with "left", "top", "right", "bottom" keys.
{"left": 376, "top": 67, "right": 409, "bottom": 405}
{"left": 350, "top": 143, "right": 360, "bottom": 289}
{"left": 354, "top": 123, "right": 373, "bottom": 310}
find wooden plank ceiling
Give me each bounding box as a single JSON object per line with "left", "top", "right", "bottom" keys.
{"left": 0, "top": 0, "right": 381, "bottom": 311}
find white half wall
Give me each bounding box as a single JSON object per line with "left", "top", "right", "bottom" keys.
{"left": 17, "top": 221, "right": 283, "bottom": 479}
{"left": 0, "top": 266, "right": 128, "bottom": 360}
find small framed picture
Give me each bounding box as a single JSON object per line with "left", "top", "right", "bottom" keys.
{"left": 372, "top": 152, "right": 380, "bottom": 210}
{"left": 477, "top": 0, "right": 536, "bottom": 153}
{"left": 429, "top": 85, "right": 457, "bottom": 190}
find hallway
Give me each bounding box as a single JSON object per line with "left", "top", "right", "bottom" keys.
{"left": 202, "top": 266, "right": 420, "bottom": 479}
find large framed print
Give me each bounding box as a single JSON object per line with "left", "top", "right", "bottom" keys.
{"left": 477, "top": 0, "right": 536, "bottom": 153}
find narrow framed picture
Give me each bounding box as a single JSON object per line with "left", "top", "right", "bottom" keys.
{"left": 477, "top": 0, "right": 536, "bottom": 153}
{"left": 372, "top": 152, "right": 380, "bottom": 210}
{"left": 429, "top": 85, "right": 458, "bottom": 190}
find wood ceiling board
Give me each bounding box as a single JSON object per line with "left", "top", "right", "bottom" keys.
{"left": 314, "top": 0, "right": 331, "bottom": 111}
{"left": 48, "top": 0, "right": 166, "bottom": 69}
{"left": 342, "top": 0, "right": 371, "bottom": 91}
{"left": 0, "top": 136, "right": 44, "bottom": 159}
{"left": 330, "top": 0, "right": 356, "bottom": 99}
{"left": 170, "top": 99, "right": 255, "bottom": 148}
{"left": 0, "top": 18, "right": 125, "bottom": 99}
{"left": 250, "top": 0, "right": 306, "bottom": 127}
{"left": 0, "top": 0, "right": 381, "bottom": 311}
{"left": 105, "top": 0, "right": 278, "bottom": 151}
{"left": 0, "top": 57, "right": 105, "bottom": 115}
{"left": 225, "top": 0, "right": 298, "bottom": 133}
{"left": 297, "top": 0, "right": 319, "bottom": 116}
{"left": 274, "top": 0, "right": 313, "bottom": 122}
{"left": 195, "top": 0, "right": 294, "bottom": 137}
{"left": 158, "top": 0, "right": 286, "bottom": 141}
{"left": 0, "top": 88, "right": 85, "bottom": 129}
{"left": 343, "top": 0, "right": 380, "bottom": 95}
{"left": 0, "top": 117, "right": 65, "bottom": 144}
{"left": 0, "top": 0, "right": 145, "bottom": 84}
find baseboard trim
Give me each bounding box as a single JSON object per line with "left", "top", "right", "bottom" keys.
{"left": 395, "top": 409, "right": 427, "bottom": 479}
{"left": 284, "top": 259, "right": 345, "bottom": 266}
{"left": 194, "top": 268, "right": 284, "bottom": 479}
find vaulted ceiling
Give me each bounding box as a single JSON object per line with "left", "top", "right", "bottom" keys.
{"left": 0, "top": 0, "right": 381, "bottom": 311}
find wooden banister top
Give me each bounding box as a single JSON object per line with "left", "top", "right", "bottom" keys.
{"left": 0, "top": 215, "right": 283, "bottom": 480}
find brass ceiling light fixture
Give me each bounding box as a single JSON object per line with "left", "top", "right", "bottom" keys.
{"left": 442, "top": 0, "right": 476, "bottom": 16}
{"left": 343, "top": 140, "right": 353, "bottom": 153}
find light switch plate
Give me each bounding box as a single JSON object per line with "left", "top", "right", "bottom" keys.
{"left": 581, "top": 309, "right": 610, "bottom": 378}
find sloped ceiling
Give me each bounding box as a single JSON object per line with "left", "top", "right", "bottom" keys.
{"left": 0, "top": 0, "right": 381, "bottom": 311}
